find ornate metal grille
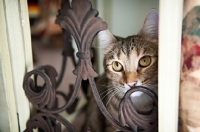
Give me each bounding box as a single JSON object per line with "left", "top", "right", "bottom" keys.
{"left": 23, "top": 0, "right": 158, "bottom": 131}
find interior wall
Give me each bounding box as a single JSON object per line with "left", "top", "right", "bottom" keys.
{"left": 94, "top": 0, "right": 159, "bottom": 75}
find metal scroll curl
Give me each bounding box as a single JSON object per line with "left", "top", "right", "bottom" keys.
{"left": 23, "top": 65, "right": 57, "bottom": 110}
{"left": 24, "top": 113, "right": 61, "bottom": 132}
{"left": 119, "top": 86, "right": 158, "bottom": 132}
{"left": 23, "top": 66, "right": 77, "bottom": 132}
{"left": 24, "top": 113, "right": 76, "bottom": 132}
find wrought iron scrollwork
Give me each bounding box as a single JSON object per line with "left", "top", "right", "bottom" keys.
{"left": 23, "top": 0, "right": 158, "bottom": 131}
{"left": 25, "top": 113, "right": 76, "bottom": 132}
{"left": 23, "top": 66, "right": 57, "bottom": 110}
{"left": 119, "top": 87, "right": 158, "bottom": 132}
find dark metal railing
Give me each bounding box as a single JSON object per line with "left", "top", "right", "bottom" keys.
{"left": 23, "top": 0, "right": 158, "bottom": 131}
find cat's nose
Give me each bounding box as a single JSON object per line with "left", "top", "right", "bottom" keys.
{"left": 128, "top": 82, "right": 137, "bottom": 88}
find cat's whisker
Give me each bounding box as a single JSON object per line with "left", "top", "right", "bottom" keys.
{"left": 101, "top": 89, "right": 116, "bottom": 100}
{"left": 106, "top": 89, "right": 120, "bottom": 107}
{"left": 100, "top": 87, "right": 120, "bottom": 100}
{"left": 97, "top": 84, "right": 113, "bottom": 91}
{"left": 108, "top": 82, "right": 122, "bottom": 87}
{"left": 142, "top": 80, "right": 155, "bottom": 87}
{"left": 98, "top": 84, "right": 116, "bottom": 92}
{"left": 99, "top": 87, "right": 116, "bottom": 96}
{"left": 142, "top": 82, "right": 157, "bottom": 91}
{"left": 97, "top": 84, "right": 108, "bottom": 89}
{"left": 98, "top": 83, "right": 113, "bottom": 88}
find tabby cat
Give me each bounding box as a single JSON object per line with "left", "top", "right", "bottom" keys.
{"left": 83, "top": 9, "right": 158, "bottom": 132}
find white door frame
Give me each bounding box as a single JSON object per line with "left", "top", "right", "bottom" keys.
{"left": 0, "top": 0, "right": 33, "bottom": 131}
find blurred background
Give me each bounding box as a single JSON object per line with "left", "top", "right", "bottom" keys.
{"left": 27, "top": 0, "right": 159, "bottom": 131}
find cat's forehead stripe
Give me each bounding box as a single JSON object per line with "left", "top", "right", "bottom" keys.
{"left": 136, "top": 47, "right": 141, "bottom": 56}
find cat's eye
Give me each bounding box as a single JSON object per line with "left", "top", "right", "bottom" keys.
{"left": 112, "top": 61, "right": 123, "bottom": 72}
{"left": 139, "top": 56, "right": 151, "bottom": 67}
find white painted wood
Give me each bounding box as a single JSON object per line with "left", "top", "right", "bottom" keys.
{"left": 159, "top": 0, "right": 183, "bottom": 131}
{"left": 19, "top": 0, "right": 33, "bottom": 72}
{"left": 0, "top": 0, "right": 33, "bottom": 131}
{"left": 0, "top": 1, "right": 19, "bottom": 131}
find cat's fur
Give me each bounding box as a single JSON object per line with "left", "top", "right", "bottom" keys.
{"left": 83, "top": 9, "right": 158, "bottom": 132}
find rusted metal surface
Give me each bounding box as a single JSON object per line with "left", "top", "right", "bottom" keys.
{"left": 23, "top": 0, "right": 158, "bottom": 131}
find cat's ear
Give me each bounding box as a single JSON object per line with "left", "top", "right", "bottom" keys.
{"left": 98, "top": 29, "right": 117, "bottom": 54}
{"left": 139, "top": 9, "right": 159, "bottom": 40}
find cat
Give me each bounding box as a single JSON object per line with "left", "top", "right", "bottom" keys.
{"left": 83, "top": 9, "right": 158, "bottom": 132}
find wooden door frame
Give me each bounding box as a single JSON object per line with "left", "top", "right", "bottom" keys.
{"left": 0, "top": 0, "right": 33, "bottom": 131}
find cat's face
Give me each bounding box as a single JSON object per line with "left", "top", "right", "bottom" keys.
{"left": 98, "top": 9, "right": 158, "bottom": 98}
{"left": 104, "top": 35, "right": 158, "bottom": 97}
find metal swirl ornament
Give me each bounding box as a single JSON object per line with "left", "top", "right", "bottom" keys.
{"left": 24, "top": 113, "right": 76, "bottom": 132}
{"left": 119, "top": 86, "right": 158, "bottom": 132}
{"left": 23, "top": 66, "right": 57, "bottom": 110}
